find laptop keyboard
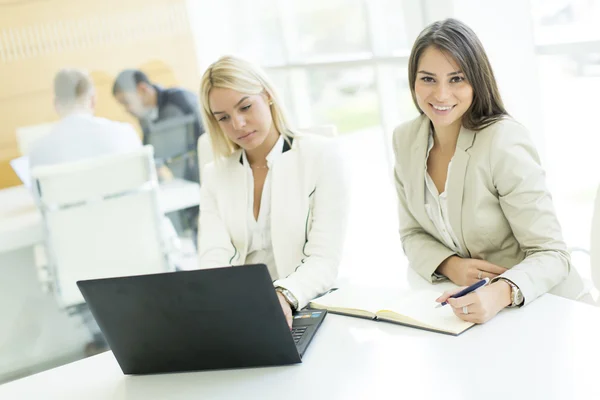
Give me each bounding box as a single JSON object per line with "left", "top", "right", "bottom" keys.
{"left": 291, "top": 326, "right": 307, "bottom": 344}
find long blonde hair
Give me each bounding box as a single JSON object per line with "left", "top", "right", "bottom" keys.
{"left": 199, "top": 56, "right": 295, "bottom": 159}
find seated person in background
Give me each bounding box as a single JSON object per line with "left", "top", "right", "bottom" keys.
{"left": 29, "top": 68, "right": 141, "bottom": 356}
{"left": 197, "top": 56, "right": 350, "bottom": 328}
{"left": 112, "top": 69, "right": 204, "bottom": 241}
{"left": 29, "top": 68, "right": 140, "bottom": 169}
{"left": 392, "top": 19, "right": 584, "bottom": 324}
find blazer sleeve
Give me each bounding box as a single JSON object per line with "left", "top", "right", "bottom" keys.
{"left": 489, "top": 122, "right": 570, "bottom": 305}
{"left": 197, "top": 163, "right": 237, "bottom": 269}
{"left": 273, "top": 143, "right": 350, "bottom": 309}
{"left": 392, "top": 126, "right": 456, "bottom": 283}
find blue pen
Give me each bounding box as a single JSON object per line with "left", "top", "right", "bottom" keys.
{"left": 435, "top": 277, "right": 490, "bottom": 308}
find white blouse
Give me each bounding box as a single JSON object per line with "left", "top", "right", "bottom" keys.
{"left": 424, "top": 129, "right": 469, "bottom": 263}
{"left": 242, "top": 136, "right": 285, "bottom": 280}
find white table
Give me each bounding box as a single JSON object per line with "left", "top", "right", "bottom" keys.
{"left": 0, "top": 293, "right": 598, "bottom": 400}
{"left": 0, "top": 179, "right": 201, "bottom": 253}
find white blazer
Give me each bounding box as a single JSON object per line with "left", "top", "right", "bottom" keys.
{"left": 197, "top": 133, "right": 349, "bottom": 309}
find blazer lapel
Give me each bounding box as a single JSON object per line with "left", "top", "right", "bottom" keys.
{"left": 410, "top": 118, "right": 438, "bottom": 234}
{"left": 229, "top": 151, "right": 248, "bottom": 261}
{"left": 270, "top": 137, "right": 295, "bottom": 238}
{"left": 270, "top": 140, "right": 303, "bottom": 277}
{"left": 446, "top": 126, "right": 476, "bottom": 254}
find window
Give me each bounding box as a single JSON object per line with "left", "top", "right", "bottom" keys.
{"left": 531, "top": 0, "right": 600, "bottom": 249}
{"left": 189, "top": 0, "right": 421, "bottom": 138}
{"left": 531, "top": 0, "right": 600, "bottom": 45}
{"left": 188, "top": 0, "right": 424, "bottom": 282}
{"left": 287, "top": 0, "right": 369, "bottom": 61}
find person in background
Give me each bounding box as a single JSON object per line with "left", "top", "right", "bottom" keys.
{"left": 197, "top": 56, "right": 350, "bottom": 328}
{"left": 112, "top": 69, "right": 204, "bottom": 241}
{"left": 29, "top": 69, "right": 140, "bottom": 169}
{"left": 29, "top": 68, "right": 142, "bottom": 357}
{"left": 392, "top": 19, "right": 584, "bottom": 324}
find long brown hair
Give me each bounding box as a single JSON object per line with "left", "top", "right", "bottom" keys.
{"left": 408, "top": 18, "right": 508, "bottom": 130}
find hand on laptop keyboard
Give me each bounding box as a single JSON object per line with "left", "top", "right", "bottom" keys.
{"left": 276, "top": 292, "right": 293, "bottom": 330}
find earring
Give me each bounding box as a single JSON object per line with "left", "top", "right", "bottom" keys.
{"left": 269, "top": 101, "right": 273, "bottom": 105}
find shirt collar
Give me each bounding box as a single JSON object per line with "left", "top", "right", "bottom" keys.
{"left": 242, "top": 135, "right": 285, "bottom": 168}
{"left": 426, "top": 125, "right": 434, "bottom": 158}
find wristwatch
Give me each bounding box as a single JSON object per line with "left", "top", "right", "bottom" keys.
{"left": 275, "top": 287, "right": 299, "bottom": 311}
{"left": 498, "top": 278, "right": 524, "bottom": 307}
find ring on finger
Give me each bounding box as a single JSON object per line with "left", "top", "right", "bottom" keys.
{"left": 462, "top": 306, "right": 468, "bottom": 315}
{"left": 477, "top": 271, "right": 482, "bottom": 279}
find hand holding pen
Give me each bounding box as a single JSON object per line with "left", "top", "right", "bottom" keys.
{"left": 435, "top": 278, "right": 489, "bottom": 308}
{"left": 434, "top": 277, "right": 513, "bottom": 324}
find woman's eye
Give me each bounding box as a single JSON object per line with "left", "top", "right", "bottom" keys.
{"left": 218, "top": 115, "right": 229, "bottom": 122}
{"left": 421, "top": 76, "right": 434, "bottom": 83}
{"left": 451, "top": 76, "right": 465, "bottom": 83}
{"left": 240, "top": 104, "right": 252, "bottom": 111}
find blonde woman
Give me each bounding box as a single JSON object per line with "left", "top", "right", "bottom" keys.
{"left": 393, "top": 19, "right": 583, "bottom": 324}
{"left": 197, "top": 56, "right": 349, "bottom": 327}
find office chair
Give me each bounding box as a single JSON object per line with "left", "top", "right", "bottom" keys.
{"left": 145, "top": 115, "right": 199, "bottom": 239}
{"left": 31, "top": 145, "right": 177, "bottom": 310}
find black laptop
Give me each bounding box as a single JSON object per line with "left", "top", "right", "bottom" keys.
{"left": 76, "top": 264, "right": 327, "bottom": 374}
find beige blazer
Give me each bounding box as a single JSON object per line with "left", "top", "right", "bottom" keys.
{"left": 392, "top": 115, "right": 583, "bottom": 305}
{"left": 197, "top": 133, "right": 349, "bottom": 309}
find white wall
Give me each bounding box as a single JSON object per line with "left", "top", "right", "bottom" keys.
{"left": 186, "top": 0, "right": 237, "bottom": 73}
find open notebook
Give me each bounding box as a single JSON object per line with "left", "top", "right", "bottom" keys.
{"left": 309, "top": 287, "right": 475, "bottom": 336}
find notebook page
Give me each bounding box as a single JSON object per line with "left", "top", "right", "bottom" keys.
{"left": 382, "top": 290, "right": 473, "bottom": 333}
{"left": 310, "top": 287, "right": 410, "bottom": 315}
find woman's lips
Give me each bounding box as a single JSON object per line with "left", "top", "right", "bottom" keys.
{"left": 238, "top": 130, "right": 256, "bottom": 140}
{"left": 430, "top": 103, "right": 456, "bottom": 116}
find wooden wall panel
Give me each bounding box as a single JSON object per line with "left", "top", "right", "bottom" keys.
{"left": 0, "top": 0, "right": 200, "bottom": 189}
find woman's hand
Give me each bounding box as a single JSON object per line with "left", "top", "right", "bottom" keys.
{"left": 436, "top": 256, "right": 508, "bottom": 286}
{"left": 435, "top": 280, "right": 512, "bottom": 324}
{"left": 276, "top": 292, "right": 293, "bottom": 329}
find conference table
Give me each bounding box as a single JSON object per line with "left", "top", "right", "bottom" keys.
{"left": 0, "top": 287, "right": 598, "bottom": 399}
{"left": 0, "top": 179, "right": 200, "bottom": 383}
{"left": 0, "top": 179, "right": 200, "bottom": 254}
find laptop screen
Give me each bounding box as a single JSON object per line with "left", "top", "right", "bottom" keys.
{"left": 10, "top": 156, "right": 31, "bottom": 188}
